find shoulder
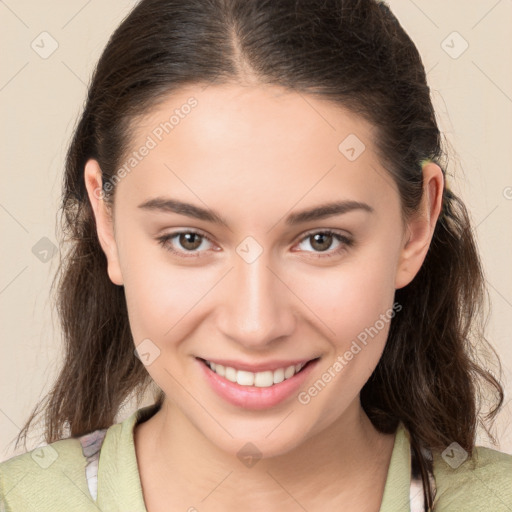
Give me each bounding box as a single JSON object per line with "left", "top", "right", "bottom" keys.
{"left": 0, "top": 404, "right": 158, "bottom": 511}
{"left": 0, "top": 435, "right": 99, "bottom": 511}
{"left": 432, "top": 444, "right": 512, "bottom": 511}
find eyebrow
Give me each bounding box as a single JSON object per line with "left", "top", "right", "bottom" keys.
{"left": 137, "top": 197, "right": 374, "bottom": 227}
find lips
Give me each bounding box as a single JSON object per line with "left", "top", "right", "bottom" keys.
{"left": 196, "top": 356, "right": 320, "bottom": 410}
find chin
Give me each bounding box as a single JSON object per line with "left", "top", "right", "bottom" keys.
{"left": 202, "top": 416, "right": 316, "bottom": 462}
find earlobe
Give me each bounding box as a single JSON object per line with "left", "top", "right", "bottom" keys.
{"left": 395, "top": 163, "right": 444, "bottom": 289}
{"left": 83, "top": 159, "right": 124, "bottom": 286}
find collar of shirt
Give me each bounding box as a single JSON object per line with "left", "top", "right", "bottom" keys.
{"left": 96, "top": 404, "right": 413, "bottom": 512}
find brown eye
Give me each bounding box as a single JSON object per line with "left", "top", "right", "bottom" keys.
{"left": 178, "top": 232, "right": 203, "bottom": 251}
{"left": 309, "top": 232, "right": 334, "bottom": 252}
{"left": 296, "top": 230, "right": 353, "bottom": 258}
{"left": 156, "top": 230, "right": 214, "bottom": 258}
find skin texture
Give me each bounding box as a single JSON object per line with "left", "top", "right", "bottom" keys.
{"left": 84, "top": 83, "right": 443, "bottom": 511}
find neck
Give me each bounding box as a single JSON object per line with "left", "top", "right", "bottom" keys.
{"left": 134, "top": 398, "right": 396, "bottom": 511}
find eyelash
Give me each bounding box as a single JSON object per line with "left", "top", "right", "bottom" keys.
{"left": 156, "top": 229, "right": 353, "bottom": 259}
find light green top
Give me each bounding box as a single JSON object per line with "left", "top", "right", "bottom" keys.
{"left": 1, "top": 404, "right": 511, "bottom": 511}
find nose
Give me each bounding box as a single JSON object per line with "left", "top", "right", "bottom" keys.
{"left": 215, "top": 252, "right": 296, "bottom": 349}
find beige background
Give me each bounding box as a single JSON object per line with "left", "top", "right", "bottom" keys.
{"left": 1, "top": 0, "right": 511, "bottom": 461}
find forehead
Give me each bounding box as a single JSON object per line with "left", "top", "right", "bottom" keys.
{"left": 115, "top": 83, "right": 399, "bottom": 222}
{"left": 130, "top": 83, "right": 375, "bottom": 160}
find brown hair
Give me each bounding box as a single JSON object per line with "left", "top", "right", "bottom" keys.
{"left": 15, "top": 0, "right": 504, "bottom": 508}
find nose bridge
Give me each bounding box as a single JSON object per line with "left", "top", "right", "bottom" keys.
{"left": 218, "top": 249, "right": 295, "bottom": 347}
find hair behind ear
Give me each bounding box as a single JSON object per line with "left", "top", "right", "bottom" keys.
{"left": 362, "top": 183, "right": 503, "bottom": 450}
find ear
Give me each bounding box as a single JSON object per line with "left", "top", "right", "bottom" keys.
{"left": 83, "top": 159, "right": 124, "bottom": 286}
{"left": 395, "top": 162, "right": 444, "bottom": 289}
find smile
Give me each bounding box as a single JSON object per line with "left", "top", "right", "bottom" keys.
{"left": 197, "top": 357, "right": 321, "bottom": 410}
{"left": 204, "top": 359, "right": 308, "bottom": 388}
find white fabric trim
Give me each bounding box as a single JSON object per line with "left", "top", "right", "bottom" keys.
{"left": 78, "top": 428, "right": 108, "bottom": 502}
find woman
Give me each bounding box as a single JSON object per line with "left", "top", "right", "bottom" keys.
{"left": 1, "top": 0, "right": 511, "bottom": 510}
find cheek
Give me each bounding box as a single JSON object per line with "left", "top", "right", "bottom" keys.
{"left": 118, "top": 232, "right": 208, "bottom": 344}
{"left": 293, "top": 250, "right": 398, "bottom": 344}
{"left": 293, "top": 257, "right": 399, "bottom": 420}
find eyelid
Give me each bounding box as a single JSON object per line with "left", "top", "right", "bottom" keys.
{"left": 297, "top": 227, "right": 352, "bottom": 243}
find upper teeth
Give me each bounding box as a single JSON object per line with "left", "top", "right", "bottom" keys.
{"left": 205, "top": 361, "right": 306, "bottom": 388}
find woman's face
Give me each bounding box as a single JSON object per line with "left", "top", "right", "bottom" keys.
{"left": 85, "top": 83, "right": 439, "bottom": 458}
